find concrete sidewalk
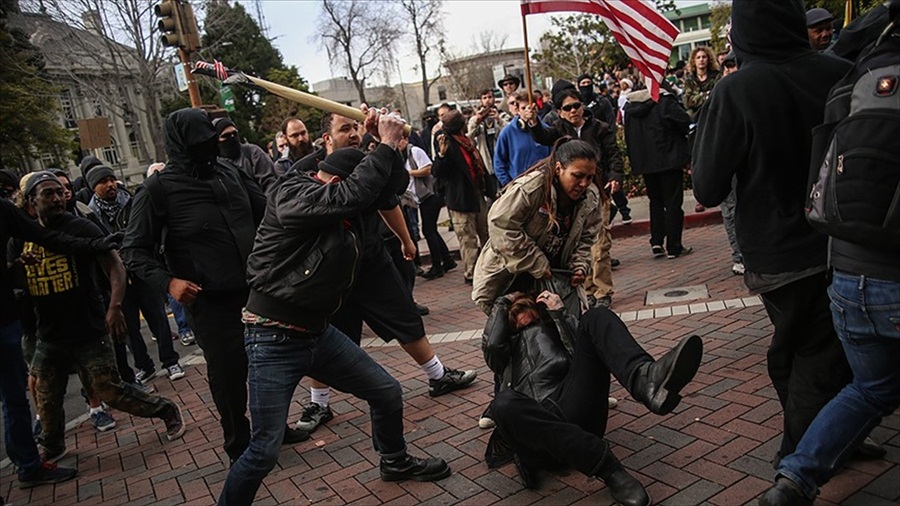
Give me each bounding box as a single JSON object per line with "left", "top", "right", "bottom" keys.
{"left": 1, "top": 222, "right": 897, "bottom": 505}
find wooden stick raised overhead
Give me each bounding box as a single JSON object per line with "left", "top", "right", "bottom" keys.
{"left": 193, "top": 61, "right": 411, "bottom": 134}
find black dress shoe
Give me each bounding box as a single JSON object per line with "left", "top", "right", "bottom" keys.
{"left": 611, "top": 258, "right": 621, "bottom": 268}
{"left": 759, "top": 477, "right": 812, "bottom": 506}
{"left": 632, "top": 334, "right": 703, "bottom": 415}
{"left": 380, "top": 454, "right": 451, "bottom": 482}
{"left": 605, "top": 468, "right": 650, "bottom": 506}
{"left": 443, "top": 259, "right": 458, "bottom": 271}
{"left": 415, "top": 303, "right": 430, "bottom": 315}
{"left": 282, "top": 426, "right": 310, "bottom": 444}
{"left": 422, "top": 267, "right": 444, "bottom": 280}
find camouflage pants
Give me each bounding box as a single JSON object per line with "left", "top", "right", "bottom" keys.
{"left": 31, "top": 336, "right": 176, "bottom": 452}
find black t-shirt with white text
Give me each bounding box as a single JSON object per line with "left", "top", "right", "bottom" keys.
{"left": 23, "top": 214, "right": 107, "bottom": 343}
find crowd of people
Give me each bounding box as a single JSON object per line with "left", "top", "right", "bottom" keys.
{"left": 1, "top": 1, "right": 897, "bottom": 505}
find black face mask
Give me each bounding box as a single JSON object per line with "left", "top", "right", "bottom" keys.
{"left": 219, "top": 136, "right": 241, "bottom": 160}
{"left": 579, "top": 85, "right": 595, "bottom": 103}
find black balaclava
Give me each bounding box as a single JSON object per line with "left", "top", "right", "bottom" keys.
{"left": 213, "top": 117, "right": 242, "bottom": 160}
{"left": 576, "top": 73, "right": 595, "bottom": 103}
{"left": 163, "top": 108, "right": 219, "bottom": 179}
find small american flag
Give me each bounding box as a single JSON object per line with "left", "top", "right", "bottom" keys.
{"left": 521, "top": 0, "right": 679, "bottom": 100}
{"left": 194, "top": 60, "right": 230, "bottom": 81}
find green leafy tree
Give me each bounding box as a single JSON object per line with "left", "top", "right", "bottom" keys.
{"left": 803, "top": 0, "right": 881, "bottom": 22}
{"left": 709, "top": 1, "right": 732, "bottom": 53}
{"left": 0, "top": 1, "right": 73, "bottom": 171}
{"left": 534, "top": 14, "right": 628, "bottom": 81}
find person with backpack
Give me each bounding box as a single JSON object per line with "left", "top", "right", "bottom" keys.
{"left": 761, "top": 3, "right": 900, "bottom": 504}
{"left": 692, "top": 0, "right": 854, "bottom": 468}
{"left": 86, "top": 166, "right": 184, "bottom": 384}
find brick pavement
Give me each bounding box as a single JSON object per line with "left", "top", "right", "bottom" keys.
{"left": 2, "top": 222, "right": 898, "bottom": 505}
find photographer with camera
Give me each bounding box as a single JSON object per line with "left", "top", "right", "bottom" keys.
{"left": 468, "top": 89, "right": 509, "bottom": 199}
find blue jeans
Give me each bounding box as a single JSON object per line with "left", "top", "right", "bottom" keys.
{"left": 219, "top": 324, "right": 406, "bottom": 506}
{"left": 0, "top": 320, "right": 42, "bottom": 479}
{"left": 777, "top": 271, "right": 900, "bottom": 498}
{"left": 167, "top": 293, "right": 191, "bottom": 336}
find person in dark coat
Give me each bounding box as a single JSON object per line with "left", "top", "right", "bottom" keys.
{"left": 623, "top": 82, "right": 693, "bottom": 258}
{"left": 213, "top": 117, "right": 284, "bottom": 193}
{"left": 691, "top": 0, "right": 854, "bottom": 472}
{"left": 121, "top": 108, "right": 306, "bottom": 464}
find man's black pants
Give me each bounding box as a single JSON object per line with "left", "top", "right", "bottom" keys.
{"left": 643, "top": 169, "right": 685, "bottom": 255}
{"left": 759, "top": 273, "right": 851, "bottom": 458}
{"left": 187, "top": 288, "right": 251, "bottom": 461}
{"left": 492, "top": 308, "right": 652, "bottom": 476}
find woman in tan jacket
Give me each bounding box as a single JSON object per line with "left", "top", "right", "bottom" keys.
{"left": 472, "top": 138, "right": 603, "bottom": 315}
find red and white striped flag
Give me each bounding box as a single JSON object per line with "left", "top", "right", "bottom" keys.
{"left": 521, "top": 0, "right": 679, "bottom": 100}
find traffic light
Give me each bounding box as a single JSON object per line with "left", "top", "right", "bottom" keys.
{"left": 154, "top": 0, "right": 201, "bottom": 51}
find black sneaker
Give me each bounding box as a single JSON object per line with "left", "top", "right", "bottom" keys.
{"left": 162, "top": 404, "right": 186, "bottom": 441}
{"left": 443, "top": 259, "right": 458, "bottom": 272}
{"left": 429, "top": 368, "right": 477, "bottom": 397}
{"left": 283, "top": 426, "right": 311, "bottom": 444}
{"left": 667, "top": 246, "right": 694, "bottom": 259}
{"left": 421, "top": 267, "right": 444, "bottom": 280}
{"left": 651, "top": 245, "right": 665, "bottom": 258}
{"left": 295, "top": 403, "right": 334, "bottom": 432}
{"left": 18, "top": 462, "right": 77, "bottom": 489}
{"left": 380, "top": 454, "right": 451, "bottom": 482}
{"left": 415, "top": 303, "right": 430, "bottom": 316}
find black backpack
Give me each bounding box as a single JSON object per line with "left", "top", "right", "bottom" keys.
{"left": 806, "top": 7, "right": 900, "bottom": 247}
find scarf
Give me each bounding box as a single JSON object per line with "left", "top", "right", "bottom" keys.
{"left": 452, "top": 133, "right": 486, "bottom": 187}
{"left": 95, "top": 196, "right": 121, "bottom": 225}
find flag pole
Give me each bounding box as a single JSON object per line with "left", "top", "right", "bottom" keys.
{"left": 521, "top": 11, "right": 534, "bottom": 105}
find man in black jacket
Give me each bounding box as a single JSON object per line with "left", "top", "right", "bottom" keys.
{"left": 122, "top": 108, "right": 306, "bottom": 465}
{"left": 483, "top": 291, "right": 702, "bottom": 506}
{"left": 624, "top": 83, "right": 692, "bottom": 258}
{"left": 691, "top": 0, "right": 852, "bottom": 464}
{"left": 219, "top": 112, "right": 450, "bottom": 506}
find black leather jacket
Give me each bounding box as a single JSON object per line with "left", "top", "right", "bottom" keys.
{"left": 245, "top": 144, "right": 406, "bottom": 331}
{"left": 482, "top": 297, "right": 578, "bottom": 403}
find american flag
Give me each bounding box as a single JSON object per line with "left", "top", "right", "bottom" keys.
{"left": 521, "top": 0, "right": 679, "bottom": 100}
{"left": 194, "top": 59, "right": 230, "bottom": 81}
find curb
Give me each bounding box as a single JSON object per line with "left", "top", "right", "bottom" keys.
{"left": 610, "top": 209, "right": 723, "bottom": 240}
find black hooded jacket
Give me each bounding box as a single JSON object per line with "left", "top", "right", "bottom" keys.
{"left": 623, "top": 90, "right": 691, "bottom": 175}
{"left": 691, "top": 0, "right": 851, "bottom": 275}
{"left": 121, "top": 108, "right": 266, "bottom": 294}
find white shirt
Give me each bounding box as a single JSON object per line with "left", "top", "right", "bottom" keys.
{"left": 405, "top": 145, "right": 433, "bottom": 202}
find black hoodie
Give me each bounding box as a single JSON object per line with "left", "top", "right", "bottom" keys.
{"left": 121, "top": 108, "right": 266, "bottom": 294}
{"left": 691, "top": 0, "right": 851, "bottom": 275}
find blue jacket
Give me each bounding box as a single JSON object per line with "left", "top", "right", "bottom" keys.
{"left": 493, "top": 116, "right": 551, "bottom": 187}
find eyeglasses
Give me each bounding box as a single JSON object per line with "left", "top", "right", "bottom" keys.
{"left": 561, "top": 102, "right": 583, "bottom": 112}
{"left": 509, "top": 102, "right": 519, "bottom": 107}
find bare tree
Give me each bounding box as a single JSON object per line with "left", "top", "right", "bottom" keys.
{"left": 315, "top": 0, "right": 401, "bottom": 104}
{"left": 398, "top": 0, "right": 445, "bottom": 113}
{"left": 473, "top": 30, "right": 508, "bottom": 54}
{"left": 22, "top": 0, "right": 176, "bottom": 164}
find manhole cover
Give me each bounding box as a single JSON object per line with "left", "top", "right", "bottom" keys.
{"left": 646, "top": 285, "right": 709, "bottom": 305}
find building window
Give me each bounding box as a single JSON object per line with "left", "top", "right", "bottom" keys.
{"left": 59, "top": 90, "right": 77, "bottom": 129}
{"left": 700, "top": 14, "right": 711, "bottom": 29}
{"left": 100, "top": 137, "right": 120, "bottom": 167}
{"left": 438, "top": 86, "right": 447, "bottom": 101}
{"left": 129, "top": 131, "right": 140, "bottom": 159}
{"left": 37, "top": 152, "right": 55, "bottom": 170}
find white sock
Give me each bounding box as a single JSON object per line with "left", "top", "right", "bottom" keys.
{"left": 35, "top": 415, "right": 40, "bottom": 421}
{"left": 421, "top": 355, "right": 445, "bottom": 381}
{"left": 310, "top": 387, "right": 330, "bottom": 407}
{"left": 89, "top": 405, "right": 104, "bottom": 415}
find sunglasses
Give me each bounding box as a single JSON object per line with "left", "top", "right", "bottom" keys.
{"left": 561, "top": 102, "right": 583, "bottom": 112}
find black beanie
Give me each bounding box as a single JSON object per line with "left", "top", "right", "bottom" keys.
{"left": 551, "top": 79, "right": 577, "bottom": 108}
{"left": 86, "top": 165, "right": 116, "bottom": 190}
{"left": 0, "top": 169, "right": 17, "bottom": 188}
{"left": 213, "top": 117, "right": 237, "bottom": 137}
{"left": 576, "top": 73, "right": 593, "bottom": 84}
{"left": 23, "top": 171, "right": 62, "bottom": 197}
{"left": 319, "top": 147, "right": 366, "bottom": 179}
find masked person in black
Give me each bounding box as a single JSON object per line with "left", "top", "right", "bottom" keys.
{"left": 213, "top": 117, "right": 283, "bottom": 193}
{"left": 122, "top": 108, "right": 307, "bottom": 465}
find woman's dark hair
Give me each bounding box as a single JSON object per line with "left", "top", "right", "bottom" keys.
{"left": 442, "top": 109, "right": 466, "bottom": 135}
{"left": 517, "top": 137, "right": 598, "bottom": 232}
{"left": 553, "top": 88, "right": 581, "bottom": 109}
